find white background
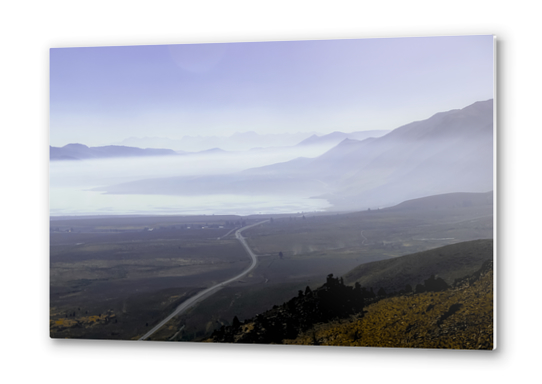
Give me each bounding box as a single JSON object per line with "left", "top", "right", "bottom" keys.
{"left": 1, "top": 0, "right": 538, "bottom": 382}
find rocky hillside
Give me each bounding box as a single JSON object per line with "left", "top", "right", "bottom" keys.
{"left": 286, "top": 260, "right": 493, "bottom": 350}
{"left": 208, "top": 241, "right": 494, "bottom": 350}
{"left": 209, "top": 274, "right": 366, "bottom": 344}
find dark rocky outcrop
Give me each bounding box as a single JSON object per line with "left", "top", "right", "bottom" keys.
{"left": 211, "top": 274, "right": 366, "bottom": 344}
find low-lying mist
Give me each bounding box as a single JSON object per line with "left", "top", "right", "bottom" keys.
{"left": 51, "top": 144, "right": 335, "bottom": 186}
{"left": 50, "top": 145, "right": 334, "bottom": 216}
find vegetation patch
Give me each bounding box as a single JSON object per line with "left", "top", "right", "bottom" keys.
{"left": 208, "top": 257, "right": 493, "bottom": 350}
{"left": 288, "top": 260, "right": 494, "bottom": 349}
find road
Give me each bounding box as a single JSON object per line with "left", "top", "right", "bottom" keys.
{"left": 360, "top": 230, "right": 367, "bottom": 245}
{"left": 139, "top": 220, "right": 269, "bottom": 341}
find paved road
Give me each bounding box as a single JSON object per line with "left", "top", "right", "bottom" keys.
{"left": 139, "top": 220, "right": 269, "bottom": 341}
{"left": 217, "top": 226, "right": 239, "bottom": 240}
{"left": 360, "top": 230, "right": 367, "bottom": 245}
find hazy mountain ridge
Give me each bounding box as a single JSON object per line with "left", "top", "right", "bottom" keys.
{"left": 296, "top": 130, "right": 390, "bottom": 147}
{"left": 114, "top": 131, "right": 318, "bottom": 152}
{"left": 244, "top": 99, "right": 494, "bottom": 208}
{"left": 99, "top": 100, "right": 493, "bottom": 211}
{"left": 112, "top": 130, "right": 390, "bottom": 153}
{"left": 50, "top": 144, "right": 179, "bottom": 161}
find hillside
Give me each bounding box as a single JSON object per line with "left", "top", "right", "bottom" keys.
{"left": 343, "top": 239, "right": 493, "bottom": 293}
{"left": 384, "top": 191, "right": 493, "bottom": 212}
{"left": 287, "top": 260, "right": 493, "bottom": 350}
{"left": 209, "top": 273, "right": 367, "bottom": 344}
{"left": 208, "top": 240, "right": 494, "bottom": 349}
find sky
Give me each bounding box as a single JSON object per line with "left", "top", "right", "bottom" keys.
{"left": 50, "top": 35, "right": 494, "bottom": 147}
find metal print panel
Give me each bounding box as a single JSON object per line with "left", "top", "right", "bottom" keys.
{"left": 50, "top": 35, "right": 495, "bottom": 349}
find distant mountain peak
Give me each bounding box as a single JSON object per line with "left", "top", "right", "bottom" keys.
{"left": 296, "top": 130, "right": 389, "bottom": 147}
{"left": 338, "top": 138, "right": 361, "bottom": 145}
{"left": 64, "top": 143, "right": 89, "bottom": 149}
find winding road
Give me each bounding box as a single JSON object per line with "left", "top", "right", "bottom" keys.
{"left": 139, "top": 220, "right": 269, "bottom": 341}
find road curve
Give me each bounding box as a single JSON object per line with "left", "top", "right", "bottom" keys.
{"left": 139, "top": 220, "right": 269, "bottom": 341}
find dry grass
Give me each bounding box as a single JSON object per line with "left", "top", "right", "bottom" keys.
{"left": 285, "top": 268, "right": 493, "bottom": 350}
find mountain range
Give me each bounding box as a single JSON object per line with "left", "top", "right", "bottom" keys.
{"left": 51, "top": 129, "right": 390, "bottom": 161}
{"left": 296, "top": 130, "right": 390, "bottom": 147}
{"left": 100, "top": 99, "right": 494, "bottom": 211}
{"left": 113, "top": 130, "right": 390, "bottom": 152}
{"left": 114, "top": 132, "right": 315, "bottom": 152}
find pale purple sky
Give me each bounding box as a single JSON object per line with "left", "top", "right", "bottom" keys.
{"left": 50, "top": 35, "right": 494, "bottom": 146}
